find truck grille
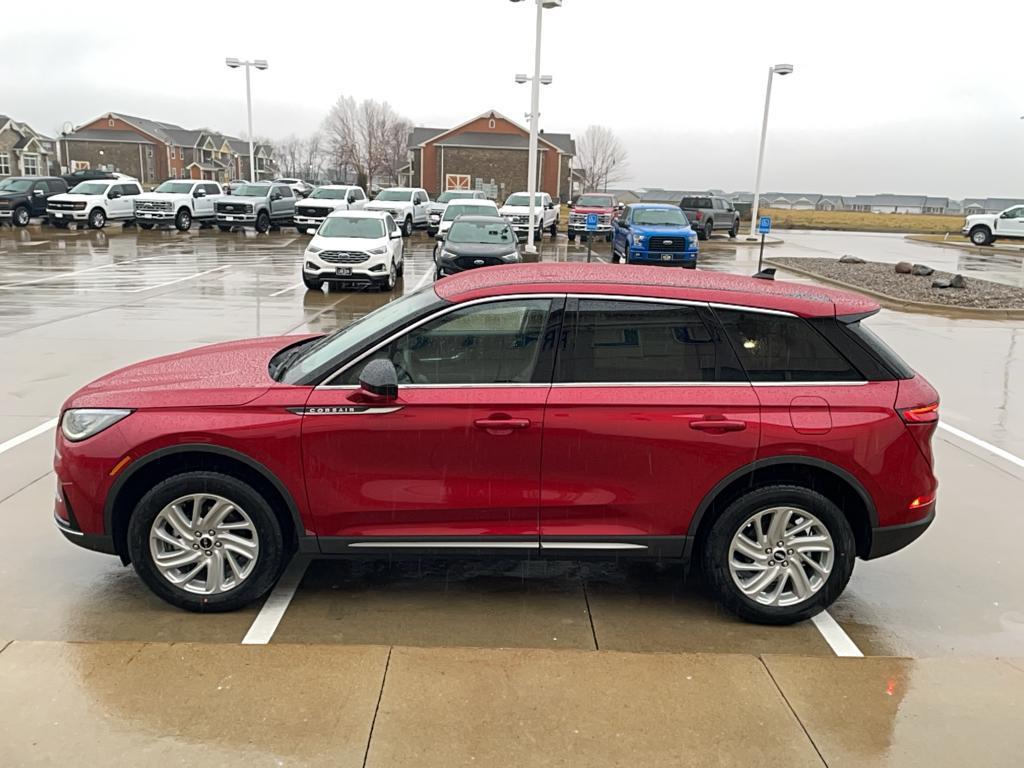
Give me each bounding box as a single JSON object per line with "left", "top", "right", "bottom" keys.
{"left": 648, "top": 236, "right": 689, "bottom": 251}
{"left": 455, "top": 256, "right": 503, "bottom": 269}
{"left": 48, "top": 201, "right": 85, "bottom": 211}
{"left": 216, "top": 202, "right": 252, "bottom": 214}
{"left": 569, "top": 213, "right": 611, "bottom": 226}
{"left": 511, "top": 215, "right": 530, "bottom": 225}
{"left": 297, "top": 206, "right": 327, "bottom": 218}
{"left": 135, "top": 200, "right": 172, "bottom": 212}
{"left": 319, "top": 251, "right": 369, "bottom": 264}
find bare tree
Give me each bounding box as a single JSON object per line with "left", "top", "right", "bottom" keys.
{"left": 323, "top": 96, "right": 412, "bottom": 189}
{"left": 575, "top": 125, "right": 629, "bottom": 193}
{"left": 377, "top": 112, "right": 413, "bottom": 186}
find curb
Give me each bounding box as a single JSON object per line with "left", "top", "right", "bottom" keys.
{"left": 904, "top": 234, "right": 1024, "bottom": 257}
{"left": 764, "top": 258, "right": 1024, "bottom": 320}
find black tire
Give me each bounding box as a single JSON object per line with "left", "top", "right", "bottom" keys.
{"left": 12, "top": 206, "right": 30, "bottom": 227}
{"left": 126, "top": 471, "right": 285, "bottom": 612}
{"left": 402, "top": 216, "right": 413, "bottom": 237}
{"left": 255, "top": 211, "right": 271, "bottom": 234}
{"left": 604, "top": 233, "right": 613, "bottom": 242}
{"left": 969, "top": 226, "right": 993, "bottom": 246}
{"left": 175, "top": 208, "right": 192, "bottom": 232}
{"left": 549, "top": 218, "right": 558, "bottom": 237}
{"left": 138, "top": 222, "right": 155, "bottom": 230}
{"left": 303, "top": 275, "right": 323, "bottom": 290}
{"left": 217, "top": 224, "right": 232, "bottom": 232}
{"left": 435, "top": 267, "right": 444, "bottom": 280}
{"left": 535, "top": 226, "right": 543, "bottom": 242}
{"left": 729, "top": 218, "right": 739, "bottom": 238}
{"left": 702, "top": 485, "right": 856, "bottom": 625}
{"left": 703, "top": 221, "right": 714, "bottom": 241}
{"left": 88, "top": 208, "right": 106, "bottom": 229}
{"left": 427, "top": 228, "right": 438, "bottom": 238}
{"left": 397, "top": 258, "right": 404, "bottom": 277}
{"left": 567, "top": 230, "right": 576, "bottom": 242}
{"left": 377, "top": 261, "right": 398, "bottom": 292}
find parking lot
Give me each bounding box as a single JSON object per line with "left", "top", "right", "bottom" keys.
{"left": 2, "top": 223, "right": 1023, "bottom": 764}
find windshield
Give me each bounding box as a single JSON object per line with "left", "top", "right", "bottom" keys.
{"left": 633, "top": 208, "right": 689, "bottom": 226}
{"left": 70, "top": 182, "right": 109, "bottom": 195}
{"left": 504, "top": 194, "right": 540, "bottom": 206}
{"left": 279, "top": 288, "right": 443, "bottom": 384}
{"left": 438, "top": 191, "right": 477, "bottom": 204}
{"left": 443, "top": 203, "right": 494, "bottom": 221}
{"left": 576, "top": 194, "right": 613, "bottom": 207}
{"left": 680, "top": 197, "right": 713, "bottom": 208}
{"left": 232, "top": 184, "right": 270, "bottom": 197}
{"left": 318, "top": 217, "right": 385, "bottom": 238}
{"left": 447, "top": 221, "right": 516, "bottom": 245}
{"left": 310, "top": 188, "right": 350, "bottom": 200}
{"left": 154, "top": 182, "right": 196, "bottom": 194}
{"left": 0, "top": 179, "right": 34, "bottom": 192}
{"left": 375, "top": 189, "right": 412, "bottom": 202}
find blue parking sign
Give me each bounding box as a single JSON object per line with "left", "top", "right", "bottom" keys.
{"left": 758, "top": 216, "right": 772, "bottom": 234}
{"left": 585, "top": 213, "right": 599, "bottom": 232}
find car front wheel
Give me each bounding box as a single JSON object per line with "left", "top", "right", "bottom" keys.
{"left": 377, "top": 261, "right": 398, "bottom": 292}
{"left": 702, "top": 484, "right": 855, "bottom": 625}
{"left": 255, "top": 211, "right": 271, "bottom": 233}
{"left": 175, "top": 209, "right": 192, "bottom": 232}
{"left": 127, "top": 471, "right": 285, "bottom": 612}
{"left": 402, "top": 216, "right": 413, "bottom": 237}
{"left": 13, "top": 206, "right": 30, "bottom": 226}
{"left": 88, "top": 208, "right": 106, "bottom": 229}
{"left": 969, "top": 226, "right": 993, "bottom": 246}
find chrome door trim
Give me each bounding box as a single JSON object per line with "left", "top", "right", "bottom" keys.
{"left": 708, "top": 302, "right": 797, "bottom": 317}
{"left": 288, "top": 405, "right": 404, "bottom": 416}
{"left": 347, "top": 541, "right": 539, "bottom": 549}
{"left": 540, "top": 542, "right": 648, "bottom": 550}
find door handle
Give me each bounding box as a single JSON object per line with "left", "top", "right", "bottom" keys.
{"left": 474, "top": 417, "right": 531, "bottom": 433}
{"left": 690, "top": 419, "right": 746, "bottom": 433}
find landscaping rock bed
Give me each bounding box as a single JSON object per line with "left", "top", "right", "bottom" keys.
{"left": 767, "top": 256, "right": 1024, "bottom": 310}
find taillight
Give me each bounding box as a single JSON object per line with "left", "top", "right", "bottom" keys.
{"left": 693, "top": 211, "right": 703, "bottom": 221}
{"left": 900, "top": 402, "right": 939, "bottom": 424}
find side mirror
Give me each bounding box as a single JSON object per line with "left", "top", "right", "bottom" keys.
{"left": 356, "top": 359, "right": 398, "bottom": 401}
{"left": 434, "top": 233, "right": 445, "bottom": 241}
{"left": 194, "top": 188, "right": 206, "bottom": 198}
{"left": 616, "top": 203, "right": 624, "bottom": 210}
{"left": 270, "top": 192, "right": 281, "bottom": 201}
{"left": 347, "top": 195, "right": 356, "bottom": 204}
{"left": 391, "top": 230, "right": 403, "bottom": 239}
{"left": 33, "top": 189, "right": 44, "bottom": 197}
{"left": 568, "top": 201, "right": 575, "bottom": 209}
{"left": 108, "top": 190, "right": 122, "bottom": 199}
{"left": 306, "top": 228, "right": 317, "bottom": 235}
{"left": 619, "top": 221, "right": 630, "bottom": 230}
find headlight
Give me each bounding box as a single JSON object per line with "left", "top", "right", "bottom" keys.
{"left": 440, "top": 250, "right": 455, "bottom": 260}
{"left": 501, "top": 251, "right": 521, "bottom": 262}
{"left": 632, "top": 233, "right": 645, "bottom": 247}
{"left": 306, "top": 245, "right": 322, "bottom": 254}
{"left": 689, "top": 237, "right": 699, "bottom": 249}
{"left": 61, "top": 408, "right": 132, "bottom": 442}
{"left": 367, "top": 245, "right": 388, "bottom": 255}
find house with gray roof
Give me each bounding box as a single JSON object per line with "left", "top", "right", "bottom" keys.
{"left": 0, "top": 115, "right": 57, "bottom": 178}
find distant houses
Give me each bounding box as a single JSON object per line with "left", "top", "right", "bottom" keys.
{"left": 621, "top": 188, "right": 1024, "bottom": 216}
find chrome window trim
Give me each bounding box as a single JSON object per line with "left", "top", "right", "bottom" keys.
{"left": 566, "top": 293, "right": 708, "bottom": 309}
{"left": 318, "top": 293, "right": 564, "bottom": 389}
{"left": 708, "top": 302, "right": 797, "bottom": 317}
{"left": 550, "top": 382, "right": 746, "bottom": 388}
{"left": 752, "top": 380, "right": 867, "bottom": 387}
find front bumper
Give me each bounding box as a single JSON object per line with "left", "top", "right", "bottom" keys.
{"left": 627, "top": 249, "right": 699, "bottom": 267}
{"left": 47, "top": 209, "right": 88, "bottom": 221}
{"left": 304, "top": 251, "right": 392, "bottom": 283}
{"left": 866, "top": 507, "right": 934, "bottom": 559}
{"left": 0, "top": 210, "right": 13, "bottom": 219}
{"left": 505, "top": 219, "right": 543, "bottom": 234}
{"left": 135, "top": 210, "right": 175, "bottom": 221}
{"left": 216, "top": 212, "right": 257, "bottom": 224}
{"left": 960, "top": 226, "right": 971, "bottom": 235}
{"left": 294, "top": 214, "right": 327, "bottom": 228}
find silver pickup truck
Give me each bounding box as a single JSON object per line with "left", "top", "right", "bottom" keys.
{"left": 215, "top": 182, "right": 296, "bottom": 233}
{"left": 679, "top": 195, "right": 741, "bottom": 240}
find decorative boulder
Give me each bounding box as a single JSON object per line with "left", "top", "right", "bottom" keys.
{"left": 895, "top": 261, "right": 913, "bottom": 274}
{"left": 951, "top": 274, "right": 967, "bottom": 289}
{"left": 839, "top": 254, "right": 865, "bottom": 264}
{"left": 911, "top": 264, "right": 935, "bottom": 276}
{"left": 931, "top": 278, "right": 952, "bottom": 289}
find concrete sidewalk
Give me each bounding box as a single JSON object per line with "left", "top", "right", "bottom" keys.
{"left": 1, "top": 641, "right": 1022, "bottom": 767}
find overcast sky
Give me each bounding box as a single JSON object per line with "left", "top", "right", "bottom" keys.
{"left": 2, "top": 0, "right": 1020, "bottom": 198}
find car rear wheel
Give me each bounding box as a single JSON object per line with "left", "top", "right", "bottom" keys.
{"left": 702, "top": 485, "right": 856, "bottom": 625}
{"left": 175, "top": 209, "right": 192, "bottom": 232}
{"left": 402, "top": 216, "right": 413, "bottom": 237}
{"left": 12, "top": 206, "right": 30, "bottom": 226}
{"left": 88, "top": 208, "right": 106, "bottom": 229}
{"left": 127, "top": 471, "right": 285, "bottom": 612}
{"left": 729, "top": 219, "right": 739, "bottom": 238}
{"left": 549, "top": 218, "right": 558, "bottom": 237}
{"left": 567, "top": 230, "right": 576, "bottom": 242}
{"left": 703, "top": 221, "right": 714, "bottom": 241}
{"left": 969, "top": 226, "right": 993, "bottom": 246}
{"left": 255, "top": 211, "right": 271, "bottom": 233}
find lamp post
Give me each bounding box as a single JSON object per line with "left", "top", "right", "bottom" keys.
{"left": 748, "top": 63, "right": 794, "bottom": 240}
{"left": 511, "top": 0, "right": 560, "bottom": 254}
{"left": 225, "top": 57, "right": 269, "bottom": 183}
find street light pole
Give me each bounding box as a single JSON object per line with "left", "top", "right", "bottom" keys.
{"left": 748, "top": 63, "right": 793, "bottom": 239}
{"left": 226, "top": 57, "right": 269, "bottom": 183}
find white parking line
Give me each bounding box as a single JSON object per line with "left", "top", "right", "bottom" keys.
{"left": 811, "top": 611, "right": 863, "bottom": 657}
{"left": 938, "top": 422, "right": 1024, "bottom": 469}
{"left": 0, "top": 262, "right": 125, "bottom": 289}
{"left": 0, "top": 418, "right": 58, "bottom": 457}
{"left": 240, "top": 556, "right": 309, "bottom": 644}
{"left": 269, "top": 282, "right": 303, "bottom": 297}
{"left": 125, "top": 264, "right": 231, "bottom": 293}
{"left": 413, "top": 265, "right": 434, "bottom": 291}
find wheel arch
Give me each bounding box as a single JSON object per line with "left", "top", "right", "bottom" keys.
{"left": 685, "top": 456, "right": 877, "bottom": 562}
{"left": 104, "top": 444, "right": 310, "bottom": 563}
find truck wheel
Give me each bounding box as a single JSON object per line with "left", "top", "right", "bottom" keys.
{"left": 175, "top": 208, "right": 192, "bottom": 232}
{"left": 88, "top": 208, "right": 106, "bottom": 229}
{"left": 703, "top": 221, "right": 714, "bottom": 241}
{"left": 969, "top": 226, "right": 993, "bottom": 246}
{"left": 567, "top": 230, "right": 576, "bottom": 242}
{"left": 402, "top": 216, "right": 413, "bottom": 237}
{"left": 729, "top": 219, "right": 739, "bottom": 238}
{"left": 535, "top": 226, "right": 543, "bottom": 242}
{"left": 138, "top": 222, "right": 155, "bottom": 230}
{"left": 12, "top": 206, "right": 30, "bottom": 227}
{"left": 549, "top": 218, "right": 558, "bottom": 237}
{"left": 255, "top": 211, "right": 271, "bottom": 234}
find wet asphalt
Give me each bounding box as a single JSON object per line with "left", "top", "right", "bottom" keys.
{"left": 0, "top": 221, "right": 1022, "bottom": 659}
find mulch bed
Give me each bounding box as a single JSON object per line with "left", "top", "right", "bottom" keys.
{"left": 768, "top": 257, "right": 1024, "bottom": 310}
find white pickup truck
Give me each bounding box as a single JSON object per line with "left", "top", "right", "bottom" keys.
{"left": 499, "top": 191, "right": 559, "bottom": 240}
{"left": 293, "top": 185, "right": 367, "bottom": 233}
{"left": 364, "top": 187, "right": 431, "bottom": 236}
{"left": 962, "top": 205, "right": 1024, "bottom": 246}
{"left": 133, "top": 180, "right": 223, "bottom": 231}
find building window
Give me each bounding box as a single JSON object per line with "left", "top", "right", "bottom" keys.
{"left": 170, "top": 146, "right": 176, "bottom": 159}
{"left": 0, "top": 152, "right": 9, "bottom": 175}
{"left": 22, "top": 154, "right": 39, "bottom": 176}
{"left": 146, "top": 146, "right": 154, "bottom": 158}
{"left": 488, "top": 118, "right": 496, "bottom": 129}
{"left": 108, "top": 118, "right": 115, "bottom": 127}
{"left": 170, "top": 167, "right": 177, "bottom": 179}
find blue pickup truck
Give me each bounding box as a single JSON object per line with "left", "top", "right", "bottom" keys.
{"left": 610, "top": 203, "right": 699, "bottom": 268}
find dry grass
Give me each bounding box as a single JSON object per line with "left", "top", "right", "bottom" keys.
{"left": 758, "top": 207, "right": 963, "bottom": 235}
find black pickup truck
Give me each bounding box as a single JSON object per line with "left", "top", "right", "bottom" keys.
{"left": 679, "top": 195, "right": 741, "bottom": 240}
{"left": 0, "top": 176, "right": 68, "bottom": 226}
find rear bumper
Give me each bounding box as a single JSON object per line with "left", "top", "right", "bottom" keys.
{"left": 866, "top": 507, "right": 935, "bottom": 559}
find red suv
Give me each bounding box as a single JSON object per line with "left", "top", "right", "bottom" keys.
{"left": 53, "top": 264, "right": 938, "bottom": 623}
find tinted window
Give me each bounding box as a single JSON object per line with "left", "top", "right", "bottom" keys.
{"left": 337, "top": 299, "right": 552, "bottom": 386}
{"left": 47, "top": 180, "right": 66, "bottom": 194}
{"left": 842, "top": 321, "right": 914, "bottom": 379}
{"left": 318, "top": 217, "right": 385, "bottom": 239}
{"left": 203, "top": 184, "right": 220, "bottom": 195}
{"left": 680, "top": 197, "right": 712, "bottom": 208}
{"left": 557, "top": 300, "right": 738, "bottom": 383}
{"left": 717, "top": 310, "right": 861, "bottom": 382}
{"left": 275, "top": 185, "right": 293, "bottom": 198}
{"left": 576, "top": 194, "right": 614, "bottom": 207}
{"left": 447, "top": 220, "right": 516, "bottom": 244}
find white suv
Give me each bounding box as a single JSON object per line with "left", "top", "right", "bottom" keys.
{"left": 499, "top": 191, "right": 559, "bottom": 240}
{"left": 302, "top": 210, "right": 405, "bottom": 292}
{"left": 133, "top": 180, "right": 223, "bottom": 231}
{"left": 46, "top": 179, "right": 143, "bottom": 229}
{"left": 294, "top": 185, "right": 367, "bottom": 233}
{"left": 364, "top": 187, "right": 431, "bottom": 237}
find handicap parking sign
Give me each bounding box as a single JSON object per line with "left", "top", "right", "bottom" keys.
{"left": 586, "top": 213, "right": 599, "bottom": 232}
{"left": 758, "top": 216, "right": 772, "bottom": 234}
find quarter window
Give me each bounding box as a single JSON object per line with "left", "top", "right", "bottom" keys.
{"left": 556, "top": 300, "right": 741, "bottom": 383}
{"left": 338, "top": 299, "right": 554, "bottom": 386}
{"left": 717, "top": 310, "right": 861, "bottom": 382}
{"left": 0, "top": 152, "right": 9, "bottom": 175}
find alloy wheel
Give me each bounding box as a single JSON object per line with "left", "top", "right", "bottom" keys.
{"left": 727, "top": 505, "right": 834, "bottom": 607}
{"left": 148, "top": 493, "right": 260, "bottom": 595}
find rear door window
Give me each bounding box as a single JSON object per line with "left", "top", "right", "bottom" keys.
{"left": 556, "top": 299, "right": 744, "bottom": 383}
{"left": 716, "top": 309, "right": 862, "bottom": 382}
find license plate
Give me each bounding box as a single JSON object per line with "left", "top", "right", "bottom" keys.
{"left": 335, "top": 267, "right": 352, "bottom": 276}
{"left": 661, "top": 253, "right": 673, "bottom": 261}
{"left": 223, "top": 216, "right": 234, "bottom": 221}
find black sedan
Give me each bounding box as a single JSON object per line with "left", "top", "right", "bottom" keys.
{"left": 435, "top": 215, "right": 522, "bottom": 279}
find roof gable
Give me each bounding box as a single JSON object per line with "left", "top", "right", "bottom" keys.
{"left": 417, "top": 110, "right": 564, "bottom": 153}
